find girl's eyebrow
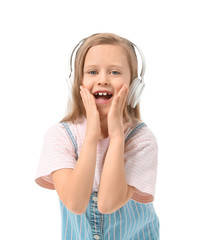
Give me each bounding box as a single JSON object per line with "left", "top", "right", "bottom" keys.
{"left": 84, "top": 64, "right": 124, "bottom": 69}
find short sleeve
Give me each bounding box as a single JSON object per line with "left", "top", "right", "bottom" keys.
{"left": 124, "top": 127, "right": 159, "bottom": 203}
{"left": 35, "top": 123, "right": 77, "bottom": 190}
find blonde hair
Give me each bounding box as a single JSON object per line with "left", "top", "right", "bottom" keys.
{"left": 59, "top": 33, "right": 142, "bottom": 124}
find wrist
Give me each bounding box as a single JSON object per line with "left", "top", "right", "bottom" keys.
{"left": 109, "top": 136, "right": 125, "bottom": 153}
{"left": 109, "top": 134, "right": 124, "bottom": 141}
{"left": 84, "top": 134, "right": 99, "bottom": 144}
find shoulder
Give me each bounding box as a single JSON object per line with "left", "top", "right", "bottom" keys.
{"left": 125, "top": 120, "right": 158, "bottom": 150}
{"left": 44, "top": 118, "right": 80, "bottom": 135}
{"left": 43, "top": 121, "right": 75, "bottom": 144}
{"left": 44, "top": 122, "right": 65, "bottom": 138}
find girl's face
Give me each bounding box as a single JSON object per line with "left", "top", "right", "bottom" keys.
{"left": 82, "top": 44, "right": 131, "bottom": 117}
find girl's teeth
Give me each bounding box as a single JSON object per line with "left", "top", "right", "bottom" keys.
{"left": 95, "top": 92, "right": 110, "bottom": 95}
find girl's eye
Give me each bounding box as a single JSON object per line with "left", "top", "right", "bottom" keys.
{"left": 88, "top": 70, "right": 97, "bottom": 75}
{"left": 111, "top": 71, "right": 120, "bottom": 75}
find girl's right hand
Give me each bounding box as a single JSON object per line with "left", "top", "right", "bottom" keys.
{"left": 80, "top": 85, "right": 101, "bottom": 141}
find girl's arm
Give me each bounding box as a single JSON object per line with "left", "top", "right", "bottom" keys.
{"left": 98, "top": 85, "right": 131, "bottom": 213}
{"left": 97, "top": 136, "right": 129, "bottom": 214}
{"left": 52, "top": 135, "right": 97, "bottom": 215}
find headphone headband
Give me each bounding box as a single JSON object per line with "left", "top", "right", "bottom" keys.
{"left": 130, "top": 42, "right": 146, "bottom": 80}
{"left": 68, "top": 37, "right": 146, "bottom": 81}
{"left": 69, "top": 38, "right": 86, "bottom": 78}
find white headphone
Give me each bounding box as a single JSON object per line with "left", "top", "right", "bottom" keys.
{"left": 66, "top": 36, "right": 146, "bottom": 111}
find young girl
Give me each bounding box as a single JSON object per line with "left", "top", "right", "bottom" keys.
{"left": 35, "top": 33, "right": 160, "bottom": 240}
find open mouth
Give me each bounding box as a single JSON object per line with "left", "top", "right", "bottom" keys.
{"left": 93, "top": 93, "right": 113, "bottom": 100}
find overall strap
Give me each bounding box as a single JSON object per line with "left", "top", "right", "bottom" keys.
{"left": 125, "top": 122, "right": 147, "bottom": 145}
{"left": 61, "top": 121, "right": 147, "bottom": 159}
{"left": 61, "top": 122, "right": 79, "bottom": 160}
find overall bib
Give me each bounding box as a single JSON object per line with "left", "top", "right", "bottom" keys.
{"left": 59, "top": 121, "right": 160, "bottom": 240}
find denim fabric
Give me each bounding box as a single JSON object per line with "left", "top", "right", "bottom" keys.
{"left": 59, "top": 122, "right": 160, "bottom": 240}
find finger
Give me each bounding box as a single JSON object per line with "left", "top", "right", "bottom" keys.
{"left": 121, "top": 87, "right": 129, "bottom": 110}
{"left": 119, "top": 84, "right": 127, "bottom": 95}
{"left": 80, "top": 91, "right": 88, "bottom": 116}
{"left": 80, "top": 86, "right": 89, "bottom": 111}
{"left": 114, "top": 85, "right": 126, "bottom": 101}
{"left": 85, "top": 88, "right": 96, "bottom": 112}
{"left": 110, "top": 85, "right": 126, "bottom": 112}
{"left": 80, "top": 86, "right": 97, "bottom": 113}
{"left": 117, "top": 86, "right": 129, "bottom": 116}
{"left": 117, "top": 85, "right": 128, "bottom": 108}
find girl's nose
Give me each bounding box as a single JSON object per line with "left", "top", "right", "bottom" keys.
{"left": 97, "top": 73, "right": 109, "bottom": 85}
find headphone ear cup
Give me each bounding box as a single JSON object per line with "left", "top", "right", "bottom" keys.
{"left": 127, "top": 78, "right": 145, "bottom": 108}
{"left": 66, "top": 76, "right": 74, "bottom": 113}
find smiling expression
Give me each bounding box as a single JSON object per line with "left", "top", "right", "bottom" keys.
{"left": 82, "top": 44, "right": 131, "bottom": 116}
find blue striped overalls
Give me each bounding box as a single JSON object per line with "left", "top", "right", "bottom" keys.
{"left": 59, "top": 121, "right": 160, "bottom": 240}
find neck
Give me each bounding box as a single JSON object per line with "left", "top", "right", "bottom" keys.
{"left": 99, "top": 115, "right": 108, "bottom": 138}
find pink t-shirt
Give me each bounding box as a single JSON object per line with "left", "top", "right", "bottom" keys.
{"left": 35, "top": 115, "right": 158, "bottom": 203}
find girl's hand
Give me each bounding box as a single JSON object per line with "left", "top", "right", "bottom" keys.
{"left": 107, "top": 84, "right": 129, "bottom": 139}
{"left": 80, "top": 85, "right": 101, "bottom": 141}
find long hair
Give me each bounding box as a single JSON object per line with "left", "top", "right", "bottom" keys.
{"left": 59, "top": 33, "right": 142, "bottom": 124}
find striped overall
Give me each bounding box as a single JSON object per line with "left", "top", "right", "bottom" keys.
{"left": 59, "top": 121, "right": 160, "bottom": 240}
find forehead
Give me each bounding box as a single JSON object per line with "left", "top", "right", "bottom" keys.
{"left": 84, "top": 44, "right": 129, "bottom": 66}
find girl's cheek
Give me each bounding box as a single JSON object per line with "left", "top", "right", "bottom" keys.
{"left": 117, "top": 84, "right": 125, "bottom": 92}
{"left": 83, "top": 84, "right": 89, "bottom": 90}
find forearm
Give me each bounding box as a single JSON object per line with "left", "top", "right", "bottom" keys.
{"left": 69, "top": 136, "right": 97, "bottom": 213}
{"left": 98, "top": 137, "right": 128, "bottom": 212}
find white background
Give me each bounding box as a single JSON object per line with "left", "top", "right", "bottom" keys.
{"left": 0, "top": 0, "right": 204, "bottom": 239}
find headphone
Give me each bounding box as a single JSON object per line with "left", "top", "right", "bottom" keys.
{"left": 66, "top": 36, "right": 146, "bottom": 110}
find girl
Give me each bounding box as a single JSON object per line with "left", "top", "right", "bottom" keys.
{"left": 35, "top": 33, "right": 160, "bottom": 240}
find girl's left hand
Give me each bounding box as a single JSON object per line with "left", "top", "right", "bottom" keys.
{"left": 107, "top": 84, "right": 130, "bottom": 139}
